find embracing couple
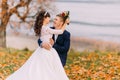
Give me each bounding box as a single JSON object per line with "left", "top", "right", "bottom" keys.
{"left": 6, "top": 10, "right": 71, "bottom": 80}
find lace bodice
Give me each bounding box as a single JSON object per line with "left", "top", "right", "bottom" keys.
{"left": 40, "top": 25, "right": 63, "bottom": 42}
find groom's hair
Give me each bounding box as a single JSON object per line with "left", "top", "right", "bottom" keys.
{"left": 56, "top": 11, "right": 70, "bottom": 25}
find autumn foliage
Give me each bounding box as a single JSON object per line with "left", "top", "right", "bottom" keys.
{"left": 0, "top": 0, "right": 54, "bottom": 48}
{"left": 65, "top": 49, "right": 120, "bottom": 80}
{"left": 0, "top": 48, "right": 120, "bottom": 80}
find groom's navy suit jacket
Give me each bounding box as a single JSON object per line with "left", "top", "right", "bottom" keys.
{"left": 38, "top": 27, "right": 70, "bottom": 66}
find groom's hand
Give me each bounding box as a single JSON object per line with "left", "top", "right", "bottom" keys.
{"left": 41, "top": 42, "right": 51, "bottom": 50}
{"left": 50, "top": 38, "right": 54, "bottom": 46}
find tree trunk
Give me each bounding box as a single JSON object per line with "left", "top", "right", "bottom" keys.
{"left": 0, "top": 30, "right": 6, "bottom": 48}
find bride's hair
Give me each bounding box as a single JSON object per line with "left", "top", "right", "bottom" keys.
{"left": 57, "top": 11, "right": 70, "bottom": 25}
{"left": 34, "top": 11, "right": 50, "bottom": 36}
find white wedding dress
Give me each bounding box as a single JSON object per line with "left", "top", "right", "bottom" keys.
{"left": 6, "top": 25, "right": 69, "bottom": 80}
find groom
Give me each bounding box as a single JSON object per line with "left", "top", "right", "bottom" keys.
{"left": 38, "top": 13, "right": 70, "bottom": 67}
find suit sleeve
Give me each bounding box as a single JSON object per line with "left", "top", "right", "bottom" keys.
{"left": 38, "top": 38, "right": 42, "bottom": 46}
{"left": 53, "top": 32, "right": 70, "bottom": 53}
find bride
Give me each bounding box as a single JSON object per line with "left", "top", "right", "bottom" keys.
{"left": 6, "top": 11, "right": 69, "bottom": 80}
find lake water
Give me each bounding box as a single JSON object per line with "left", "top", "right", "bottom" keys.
{"left": 6, "top": 1, "right": 120, "bottom": 43}
{"left": 5, "top": 0, "right": 120, "bottom": 50}
{"left": 54, "top": 1, "right": 120, "bottom": 43}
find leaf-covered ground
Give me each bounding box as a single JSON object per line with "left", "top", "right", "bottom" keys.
{"left": 0, "top": 48, "right": 120, "bottom": 80}
{"left": 65, "top": 49, "right": 120, "bottom": 80}
{"left": 0, "top": 48, "right": 32, "bottom": 80}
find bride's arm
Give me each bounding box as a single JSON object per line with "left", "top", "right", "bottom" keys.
{"left": 46, "top": 27, "right": 63, "bottom": 35}
{"left": 47, "top": 20, "right": 68, "bottom": 35}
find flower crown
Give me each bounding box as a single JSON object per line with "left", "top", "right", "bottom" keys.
{"left": 60, "top": 11, "right": 69, "bottom": 18}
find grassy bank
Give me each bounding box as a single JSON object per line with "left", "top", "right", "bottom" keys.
{"left": 71, "top": 37, "right": 120, "bottom": 52}
{"left": 0, "top": 48, "right": 120, "bottom": 80}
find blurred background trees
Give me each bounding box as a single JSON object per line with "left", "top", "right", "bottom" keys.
{"left": 0, "top": 0, "right": 55, "bottom": 48}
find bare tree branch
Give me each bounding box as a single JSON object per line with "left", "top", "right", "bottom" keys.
{"left": 9, "top": 0, "right": 32, "bottom": 21}
{"left": 0, "top": 0, "right": 55, "bottom": 48}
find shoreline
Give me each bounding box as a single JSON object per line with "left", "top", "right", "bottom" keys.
{"left": 6, "top": 34, "right": 120, "bottom": 52}
{"left": 71, "top": 37, "right": 120, "bottom": 52}
{"left": 6, "top": 34, "right": 38, "bottom": 51}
